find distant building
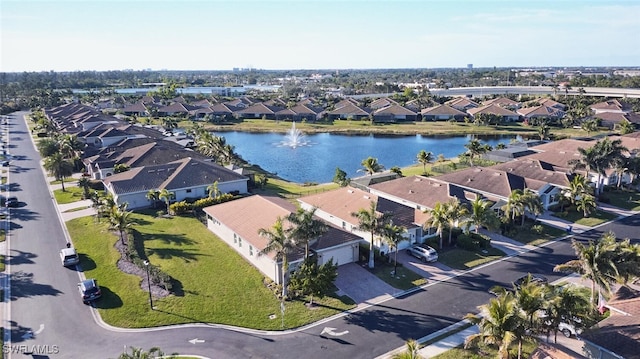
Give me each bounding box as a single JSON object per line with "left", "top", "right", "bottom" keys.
{"left": 467, "top": 64, "right": 473, "bottom": 69}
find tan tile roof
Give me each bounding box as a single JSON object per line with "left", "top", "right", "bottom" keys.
{"left": 591, "top": 99, "right": 629, "bottom": 112}
{"left": 446, "top": 97, "right": 479, "bottom": 110}
{"left": 370, "top": 175, "right": 452, "bottom": 210}
{"left": 298, "top": 187, "right": 379, "bottom": 227}
{"left": 467, "top": 103, "right": 519, "bottom": 117}
{"left": 373, "top": 104, "right": 417, "bottom": 116}
{"left": 517, "top": 104, "right": 564, "bottom": 118}
{"left": 434, "top": 167, "right": 525, "bottom": 198}
{"left": 491, "top": 159, "right": 572, "bottom": 187}
{"left": 370, "top": 98, "right": 399, "bottom": 109}
{"left": 203, "top": 195, "right": 361, "bottom": 260}
{"left": 482, "top": 97, "right": 520, "bottom": 107}
{"left": 421, "top": 104, "right": 467, "bottom": 116}
{"left": 328, "top": 102, "right": 370, "bottom": 116}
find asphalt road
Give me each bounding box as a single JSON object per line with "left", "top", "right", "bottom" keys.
{"left": 4, "top": 110, "right": 638, "bottom": 358}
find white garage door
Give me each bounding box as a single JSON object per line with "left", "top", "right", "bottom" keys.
{"left": 320, "top": 246, "right": 355, "bottom": 266}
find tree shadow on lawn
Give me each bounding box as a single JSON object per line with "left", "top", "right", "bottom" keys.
{"left": 9, "top": 270, "right": 63, "bottom": 301}
{"left": 134, "top": 230, "right": 197, "bottom": 247}
{"left": 78, "top": 253, "right": 97, "bottom": 271}
{"left": 93, "top": 286, "right": 124, "bottom": 309}
{"left": 145, "top": 247, "right": 208, "bottom": 263}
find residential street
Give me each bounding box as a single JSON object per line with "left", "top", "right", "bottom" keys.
{"left": 3, "top": 110, "right": 638, "bottom": 358}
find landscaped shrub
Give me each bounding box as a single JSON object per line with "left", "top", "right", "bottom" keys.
{"left": 124, "top": 232, "right": 174, "bottom": 292}
{"left": 531, "top": 224, "right": 544, "bottom": 235}
{"left": 169, "top": 200, "right": 191, "bottom": 215}
{"left": 456, "top": 232, "right": 491, "bottom": 250}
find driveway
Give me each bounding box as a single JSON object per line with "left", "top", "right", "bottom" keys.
{"left": 395, "top": 250, "right": 461, "bottom": 283}
{"left": 335, "top": 263, "right": 399, "bottom": 304}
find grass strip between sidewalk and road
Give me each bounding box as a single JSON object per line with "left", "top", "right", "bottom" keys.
{"left": 67, "top": 213, "right": 355, "bottom": 330}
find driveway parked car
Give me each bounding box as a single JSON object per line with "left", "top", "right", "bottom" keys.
{"left": 78, "top": 278, "right": 101, "bottom": 304}
{"left": 406, "top": 244, "right": 438, "bottom": 262}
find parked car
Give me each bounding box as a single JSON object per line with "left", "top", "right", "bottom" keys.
{"left": 60, "top": 247, "right": 80, "bottom": 267}
{"left": 490, "top": 274, "right": 549, "bottom": 296}
{"left": 5, "top": 196, "right": 18, "bottom": 207}
{"left": 514, "top": 274, "right": 548, "bottom": 288}
{"left": 558, "top": 321, "right": 582, "bottom": 337}
{"left": 406, "top": 244, "right": 438, "bottom": 262}
{"left": 78, "top": 278, "right": 101, "bottom": 304}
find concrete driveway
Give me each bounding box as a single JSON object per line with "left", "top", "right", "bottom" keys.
{"left": 335, "top": 263, "right": 400, "bottom": 304}
{"left": 395, "top": 249, "right": 461, "bottom": 283}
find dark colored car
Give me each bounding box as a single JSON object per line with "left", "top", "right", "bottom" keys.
{"left": 78, "top": 278, "right": 102, "bottom": 304}
{"left": 514, "top": 274, "right": 548, "bottom": 288}
{"left": 5, "top": 196, "right": 18, "bottom": 207}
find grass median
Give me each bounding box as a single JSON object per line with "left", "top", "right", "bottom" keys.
{"left": 67, "top": 213, "right": 355, "bottom": 330}
{"left": 53, "top": 186, "right": 85, "bottom": 204}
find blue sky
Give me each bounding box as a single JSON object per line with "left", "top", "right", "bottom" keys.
{"left": 1, "top": 0, "right": 639, "bottom": 72}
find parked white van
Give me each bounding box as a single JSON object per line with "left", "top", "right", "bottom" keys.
{"left": 60, "top": 247, "right": 80, "bottom": 267}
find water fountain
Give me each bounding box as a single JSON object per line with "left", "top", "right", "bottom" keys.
{"left": 281, "top": 122, "right": 310, "bottom": 148}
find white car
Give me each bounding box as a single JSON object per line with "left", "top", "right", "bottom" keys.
{"left": 60, "top": 247, "right": 80, "bottom": 267}
{"left": 558, "top": 320, "right": 582, "bottom": 338}
{"left": 406, "top": 245, "right": 438, "bottom": 262}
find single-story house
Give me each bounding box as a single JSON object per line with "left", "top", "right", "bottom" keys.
{"left": 102, "top": 157, "right": 249, "bottom": 209}
{"left": 421, "top": 104, "right": 467, "bottom": 121}
{"left": 202, "top": 195, "right": 362, "bottom": 284}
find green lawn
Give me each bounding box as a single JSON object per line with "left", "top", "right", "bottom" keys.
{"left": 437, "top": 247, "right": 506, "bottom": 270}
{"left": 553, "top": 208, "right": 618, "bottom": 227}
{"left": 508, "top": 223, "right": 565, "bottom": 246}
{"left": 53, "top": 186, "right": 85, "bottom": 204}
{"left": 67, "top": 214, "right": 355, "bottom": 329}
{"left": 600, "top": 188, "right": 640, "bottom": 211}
{"left": 369, "top": 260, "right": 427, "bottom": 290}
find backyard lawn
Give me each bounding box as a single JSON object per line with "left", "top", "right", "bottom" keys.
{"left": 67, "top": 213, "right": 355, "bottom": 330}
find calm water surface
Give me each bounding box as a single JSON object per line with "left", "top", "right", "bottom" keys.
{"left": 220, "top": 131, "right": 515, "bottom": 184}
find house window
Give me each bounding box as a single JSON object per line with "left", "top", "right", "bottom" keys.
{"left": 238, "top": 238, "right": 242, "bottom": 247}
{"left": 342, "top": 221, "right": 346, "bottom": 229}
{"left": 186, "top": 189, "right": 192, "bottom": 193}
{"left": 233, "top": 234, "right": 237, "bottom": 243}
{"left": 249, "top": 246, "right": 253, "bottom": 256}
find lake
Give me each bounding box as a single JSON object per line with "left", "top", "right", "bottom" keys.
{"left": 218, "top": 130, "right": 516, "bottom": 183}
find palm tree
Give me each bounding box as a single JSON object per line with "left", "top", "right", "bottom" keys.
{"left": 465, "top": 293, "right": 521, "bottom": 359}
{"left": 424, "top": 202, "right": 448, "bottom": 249}
{"left": 392, "top": 339, "right": 423, "bottom": 359}
{"left": 464, "top": 138, "right": 491, "bottom": 166}
{"left": 145, "top": 189, "right": 160, "bottom": 209}
{"left": 537, "top": 123, "right": 550, "bottom": 141}
{"left": 286, "top": 207, "right": 328, "bottom": 260}
{"left": 566, "top": 174, "right": 591, "bottom": 206}
{"left": 617, "top": 119, "right": 636, "bottom": 135}
{"left": 258, "top": 217, "right": 297, "bottom": 298}
{"left": 109, "top": 203, "right": 134, "bottom": 245}
{"left": 542, "top": 285, "right": 590, "bottom": 343}
{"left": 576, "top": 193, "right": 596, "bottom": 217}
{"left": 581, "top": 119, "right": 599, "bottom": 136}
{"left": 207, "top": 181, "right": 219, "bottom": 199}
{"left": 502, "top": 189, "right": 525, "bottom": 225}
{"left": 520, "top": 189, "right": 543, "bottom": 226}
{"left": 43, "top": 152, "right": 74, "bottom": 191}
{"left": 466, "top": 197, "right": 500, "bottom": 233}
{"left": 351, "top": 201, "right": 392, "bottom": 269}
{"left": 382, "top": 223, "right": 406, "bottom": 276}
{"left": 77, "top": 176, "right": 91, "bottom": 199}
{"left": 513, "top": 277, "right": 548, "bottom": 332}
{"left": 554, "top": 232, "right": 619, "bottom": 306}
{"left": 158, "top": 189, "right": 175, "bottom": 214}
{"left": 416, "top": 150, "right": 434, "bottom": 174}
{"left": 360, "top": 157, "right": 384, "bottom": 175}
{"left": 445, "top": 198, "right": 467, "bottom": 245}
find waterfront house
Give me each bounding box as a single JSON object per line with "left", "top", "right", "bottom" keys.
{"left": 420, "top": 104, "right": 467, "bottom": 121}
{"left": 102, "top": 157, "right": 249, "bottom": 210}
